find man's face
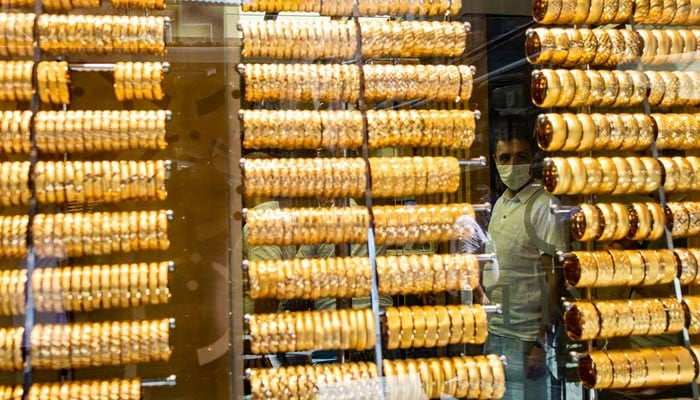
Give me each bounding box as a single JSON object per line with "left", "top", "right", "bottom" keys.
{"left": 494, "top": 138, "right": 533, "bottom": 166}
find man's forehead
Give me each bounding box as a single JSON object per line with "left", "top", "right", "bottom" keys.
{"left": 495, "top": 138, "right": 531, "bottom": 154}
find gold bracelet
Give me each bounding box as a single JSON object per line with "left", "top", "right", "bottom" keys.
{"left": 564, "top": 301, "right": 601, "bottom": 340}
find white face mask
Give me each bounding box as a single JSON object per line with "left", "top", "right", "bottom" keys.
{"left": 496, "top": 164, "right": 531, "bottom": 191}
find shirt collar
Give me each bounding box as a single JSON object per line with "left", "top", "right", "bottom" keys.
{"left": 503, "top": 180, "right": 543, "bottom": 203}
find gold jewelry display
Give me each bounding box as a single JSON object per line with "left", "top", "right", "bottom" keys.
{"left": 6, "top": 210, "right": 172, "bottom": 258}
{"left": 241, "top": 0, "right": 462, "bottom": 16}
{"left": 240, "top": 63, "right": 474, "bottom": 103}
{"left": 564, "top": 298, "right": 684, "bottom": 341}
{"left": 570, "top": 202, "right": 668, "bottom": 242}
{"left": 247, "top": 309, "right": 375, "bottom": 353}
{"left": 382, "top": 305, "right": 487, "bottom": 350}
{"left": 27, "top": 319, "right": 171, "bottom": 371}
{"left": 0, "top": 111, "right": 31, "bottom": 154}
{"left": 245, "top": 204, "right": 476, "bottom": 246}
{"left": 532, "top": 0, "right": 700, "bottom": 24}
{"left": 113, "top": 62, "right": 165, "bottom": 101}
{"left": 579, "top": 347, "right": 697, "bottom": 389}
{"left": 0, "top": 61, "right": 33, "bottom": 102}
{"left": 544, "top": 156, "right": 661, "bottom": 195}
{"left": 241, "top": 109, "right": 476, "bottom": 151}
{"left": 532, "top": 69, "right": 700, "bottom": 108}
{"left": 38, "top": 15, "right": 166, "bottom": 55}
{"left": 563, "top": 249, "right": 668, "bottom": 287}
{"left": 27, "top": 110, "right": 169, "bottom": 153}
{"left": 0, "top": 379, "right": 141, "bottom": 400}
{"left": 527, "top": 28, "right": 643, "bottom": 66}
{"left": 240, "top": 20, "right": 467, "bottom": 59}
{"left": 0, "top": 262, "right": 171, "bottom": 314}
{"left": 382, "top": 355, "right": 505, "bottom": 400}
{"left": 247, "top": 253, "right": 478, "bottom": 299}
{"left": 243, "top": 156, "right": 459, "bottom": 198}
{"left": 248, "top": 362, "right": 380, "bottom": 400}
{"left": 0, "top": 13, "right": 34, "bottom": 57}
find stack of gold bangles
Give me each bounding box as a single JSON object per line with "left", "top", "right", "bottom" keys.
{"left": 243, "top": 156, "right": 460, "bottom": 198}
{"left": 0, "top": 161, "right": 30, "bottom": 206}
{"left": 377, "top": 254, "right": 479, "bottom": 295}
{"left": 245, "top": 206, "right": 369, "bottom": 246}
{"left": 243, "top": 157, "right": 367, "bottom": 198}
{"left": 564, "top": 298, "right": 684, "bottom": 341}
{"left": 0, "top": 379, "right": 142, "bottom": 400}
{"left": 0, "top": 327, "right": 23, "bottom": 371}
{"left": 35, "top": 160, "right": 168, "bottom": 204}
{"left": 374, "top": 203, "right": 476, "bottom": 245}
{"left": 525, "top": 28, "right": 641, "bottom": 66}
{"left": 654, "top": 114, "right": 700, "bottom": 150}
{"left": 247, "top": 253, "right": 479, "bottom": 299}
{"left": 384, "top": 305, "right": 487, "bottom": 350}
{"left": 533, "top": 0, "right": 700, "bottom": 24}
{"left": 563, "top": 249, "right": 684, "bottom": 287}
{"left": 241, "top": 109, "right": 476, "bottom": 150}
{"left": 532, "top": 69, "right": 647, "bottom": 108}
{"left": 114, "top": 62, "right": 166, "bottom": 101}
{"left": 111, "top": 0, "right": 165, "bottom": 9}
{"left": 241, "top": 0, "right": 462, "bottom": 16}
{"left": 682, "top": 296, "right": 700, "bottom": 334}
{"left": 0, "top": 215, "right": 28, "bottom": 258}
{"left": 245, "top": 204, "right": 476, "bottom": 246}
{"left": 533, "top": 69, "right": 700, "bottom": 108}
{"left": 579, "top": 346, "right": 698, "bottom": 389}
{"left": 247, "top": 256, "right": 372, "bottom": 299}
{"left": 29, "top": 319, "right": 171, "bottom": 370}
{"left": 241, "top": 63, "right": 473, "bottom": 103}
{"left": 41, "top": 0, "right": 99, "bottom": 11}
{"left": 659, "top": 156, "right": 700, "bottom": 192}
{"left": 526, "top": 28, "right": 700, "bottom": 66}
{"left": 0, "top": 13, "right": 34, "bottom": 56}
{"left": 32, "top": 110, "right": 169, "bottom": 153}
{"left": 544, "top": 156, "right": 662, "bottom": 195}
{"left": 38, "top": 15, "right": 166, "bottom": 55}
{"left": 26, "top": 210, "right": 171, "bottom": 258}
{"left": 36, "top": 61, "right": 70, "bottom": 104}
{"left": 571, "top": 202, "right": 667, "bottom": 242}
{"left": 240, "top": 20, "right": 467, "bottom": 59}
{"left": 0, "top": 269, "right": 25, "bottom": 315}
{"left": 383, "top": 355, "right": 505, "bottom": 399}
{"left": 665, "top": 202, "right": 700, "bottom": 238}
{"left": 26, "top": 262, "right": 171, "bottom": 314}
{"left": 2, "top": 161, "right": 164, "bottom": 206}
{"left": 637, "top": 30, "right": 699, "bottom": 64}
{"left": 0, "top": 111, "right": 31, "bottom": 154}
{"left": 536, "top": 113, "right": 655, "bottom": 152}
{"left": 0, "top": 61, "right": 33, "bottom": 102}
{"left": 248, "top": 362, "right": 379, "bottom": 399}
{"left": 247, "top": 308, "right": 376, "bottom": 353}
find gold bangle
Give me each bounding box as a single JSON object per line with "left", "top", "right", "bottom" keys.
{"left": 531, "top": 69, "right": 561, "bottom": 108}
{"left": 561, "top": 113, "right": 583, "bottom": 151}
{"left": 666, "top": 202, "right": 690, "bottom": 238}
{"left": 564, "top": 301, "right": 601, "bottom": 340}
{"left": 607, "top": 350, "right": 632, "bottom": 389}
{"left": 592, "top": 251, "right": 615, "bottom": 286}
{"left": 543, "top": 157, "right": 573, "bottom": 195}
{"left": 597, "top": 156, "right": 618, "bottom": 194}
{"left": 571, "top": 204, "right": 602, "bottom": 241}
{"left": 581, "top": 157, "right": 603, "bottom": 195}
{"left": 532, "top": 0, "right": 564, "bottom": 24}
{"left": 611, "top": 157, "right": 633, "bottom": 195}
{"left": 564, "top": 251, "right": 598, "bottom": 287}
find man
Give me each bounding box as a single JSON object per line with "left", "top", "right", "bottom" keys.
{"left": 483, "top": 128, "right": 568, "bottom": 400}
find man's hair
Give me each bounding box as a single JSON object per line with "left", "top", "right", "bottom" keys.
{"left": 493, "top": 118, "right": 536, "bottom": 152}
